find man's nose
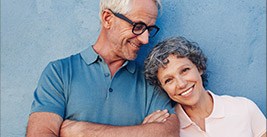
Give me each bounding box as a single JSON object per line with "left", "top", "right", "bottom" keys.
{"left": 137, "top": 30, "right": 149, "bottom": 45}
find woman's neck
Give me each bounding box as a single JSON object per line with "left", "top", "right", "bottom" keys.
{"left": 180, "top": 91, "right": 213, "bottom": 131}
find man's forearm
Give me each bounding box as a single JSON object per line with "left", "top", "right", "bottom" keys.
{"left": 26, "top": 112, "right": 63, "bottom": 137}
{"left": 60, "top": 114, "right": 179, "bottom": 137}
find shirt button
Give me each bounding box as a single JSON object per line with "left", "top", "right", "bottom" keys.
{"left": 104, "top": 73, "right": 110, "bottom": 77}
{"left": 109, "top": 88, "right": 113, "bottom": 92}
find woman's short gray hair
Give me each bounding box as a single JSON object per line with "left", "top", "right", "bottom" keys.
{"left": 99, "top": 0, "right": 161, "bottom": 21}
{"left": 144, "top": 36, "right": 208, "bottom": 90}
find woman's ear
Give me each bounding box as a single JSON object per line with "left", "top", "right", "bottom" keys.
{"left": 101, "top": 10, "right": 113, "bottom": 29}
{"left": 199, "top": 69, "right": 203, "bottom": 75}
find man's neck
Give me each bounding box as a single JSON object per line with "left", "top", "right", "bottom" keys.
{"left": 93, "top": 43, "right": 126, "bottom": 77}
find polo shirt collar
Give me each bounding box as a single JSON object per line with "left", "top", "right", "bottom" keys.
{"left": 80, "top": 45, "right": 99, "bottom": 65}
{"left": 80, "top": 45, "right": 136, "bottom": 74}
{"left": 176, "top": 104, "right": 193, "bottom": 129}
{"left": 125, "top": 61, "right": 136, "bottom": 74}
{"left": 176, "top": 90, "right": 225, "bottom": 129}
{"left": 207, "top": 90, "right": 225, "bottom": 119}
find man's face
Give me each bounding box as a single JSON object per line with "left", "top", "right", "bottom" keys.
{"left": 108, "top": 0, "right": 158, "bottom": 60}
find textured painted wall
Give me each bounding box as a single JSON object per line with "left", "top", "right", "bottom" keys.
{"left": 1, "top": 0, "right": 265, "bottom": 136}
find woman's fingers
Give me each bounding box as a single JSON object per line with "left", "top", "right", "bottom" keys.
{"left": 142, "top": 109, "right": 170, "bottom": 124}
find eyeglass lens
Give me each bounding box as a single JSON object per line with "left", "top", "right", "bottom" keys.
{"left": 109, "top": 9, "right": 159, "bottom": 38}
{"left": 133, "top": 23, "right": 159, "bottom": 38}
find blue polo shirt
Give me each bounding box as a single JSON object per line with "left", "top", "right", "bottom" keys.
{"left": 31, "top": 45, "right": 173, "bottom": 126}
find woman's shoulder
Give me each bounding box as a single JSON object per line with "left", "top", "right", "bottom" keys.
{"left": 218, "top": 94, "right": 255, "bottom": 106}
{"left": 212, "top": 91, "right": 260, "bottom": 115}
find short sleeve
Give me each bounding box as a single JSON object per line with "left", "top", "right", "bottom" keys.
{"left": 244, "top": 98, "right": 266, "bottom": 137}
{"left": 146, "top": 85, "right": 174, "bottom": 115}
{"left": 30, "top": 62, "right": 66, "bottom": 118}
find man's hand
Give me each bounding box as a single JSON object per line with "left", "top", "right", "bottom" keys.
{"left": 142, "top": 109, "right": 170, "bottom": 124}
{"left": 60, "top": 120, "right": 107, "bottom": 137}
{"left": 60, "top": 120, "right": 87, "bottom": 137}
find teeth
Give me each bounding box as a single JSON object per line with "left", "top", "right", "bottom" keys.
{"left": 180, "top": 88, "right": 193, "bottom": 96}
{"left": 130, "top": 43, "right": 138, "bottom": 48}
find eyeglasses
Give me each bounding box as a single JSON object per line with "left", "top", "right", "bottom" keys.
{"left": 109, "top": 9, "right": 160, "bottom": 38}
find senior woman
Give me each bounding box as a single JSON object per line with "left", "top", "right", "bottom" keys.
{"left": 143, "top": 36, "right": 266, "bottom": 137}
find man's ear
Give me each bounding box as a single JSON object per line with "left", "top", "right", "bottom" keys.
{"left": 101, "top": 10, "right": 113, "bottom": 29}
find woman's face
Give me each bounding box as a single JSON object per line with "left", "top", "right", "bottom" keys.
{"left": 157, "top": 54, "right": 206, "bottom": 106}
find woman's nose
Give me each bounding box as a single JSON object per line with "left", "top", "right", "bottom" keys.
{"left": 175, "top": 77, "right": 187, "bottom": 89}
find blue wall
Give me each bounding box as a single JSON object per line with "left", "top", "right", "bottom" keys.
{"left": 1, "top": 0, "right": 265, "bottom": 136}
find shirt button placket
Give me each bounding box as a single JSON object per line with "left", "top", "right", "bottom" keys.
{"left": 104, "top": 73, "right": 110, "bottom": 77}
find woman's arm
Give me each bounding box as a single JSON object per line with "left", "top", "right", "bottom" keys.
{"left": 261, "top": 132, "right": 266, "bottom": 137}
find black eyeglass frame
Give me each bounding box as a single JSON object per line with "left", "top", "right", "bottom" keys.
{"left": 108, "top": 9, "right": 160, "bottom": 38}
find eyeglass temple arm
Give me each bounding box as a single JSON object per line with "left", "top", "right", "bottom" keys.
{"left": 108, "top": 9, "right": 135, "bottom": 25}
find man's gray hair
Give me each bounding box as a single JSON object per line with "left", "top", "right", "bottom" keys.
{"left": 144, "top": 36, "right": 208, "bottom": 91}
{"left": 99, "top": 0, "right": 161, "bottom": 22}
